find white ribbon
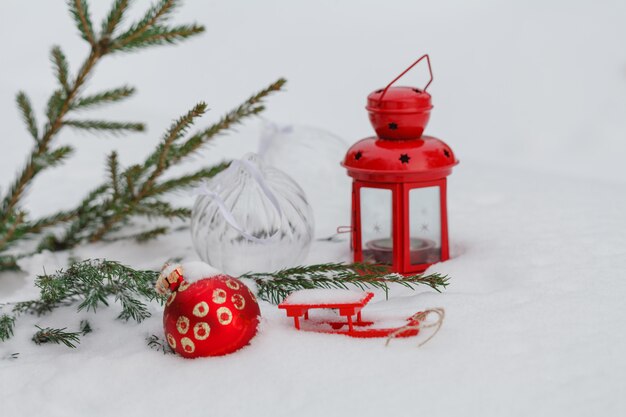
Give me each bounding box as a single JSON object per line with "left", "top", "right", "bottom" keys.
{"left": 196, "top": 158, "right": 283, "bottom": 244}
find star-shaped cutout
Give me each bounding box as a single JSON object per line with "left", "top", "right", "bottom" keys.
{"left": 355, "top": 151, "right": 362, "bottom": 160}
{"left": 373, "top": 224, "right": 382, "bottom": 233}
{"left": 388, "top": 122, "right": 398, "bottom": 130}
{"left": 399, "top": 153, "right": 410, "bottom": 164}
{"left": 421, "top": 223, "right": 429, "bottom": 232}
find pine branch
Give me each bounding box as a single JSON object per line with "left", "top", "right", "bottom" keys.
{"left": 1, "top": 259, "right": 450, "bottom": 345}
{"left": 112, "top": 24, "right": 205, "bottom": 52}
{"left": 147, "top": 334, "right": 175, "bottom": 354}
{"left": 82, "top": 79, "right": 284, "bottom": 244}
{"left": 0, "top": 315, "right": 15, "bottom": 342}
{"left": 101, "top": 0, "right": 131, "bottom": 38}
{"left": 33, "top": 145, "right": 75, "bottom": 169}
{"left": 63, "top": 120, "right": 145, "bottom": 134}
{"left": 112, "top": 0, "right": 178, "bottom": 49}
{"left": 32, "top": 325, "right": 81, "bottom": 348}
{"left": 134, "top": 201, "right": 190, "bottom": 220}
{"left": 242, "top": 263, "right": 450, "bottom": 305}
{"left": 71, "top": 86, "right": 136, "bottom": 110}
{"left": 0, "top": 255, "right": 19, "bottom": 271}
{"left": 80, "top": 319, "right": 92, "bottom": 335}
{"left": 2, "top": 260, "right": 162, "bottom": 342}
{"left": 68, "top": 0, "right": 97, "bottom": 47}
{"left": 1, "top": 0, "right": 203, "bottom": 262}
{"left": 0, "top": 211, "right": 25, "bottom": 251}
{"left": 141, "top": 102, "right": 208, "bottom": 192}
{"left": 148, "top": 162, "right": 230, "bottom": 196}
{"left": 107, "top": 151, "right": 120, "bottom": 198}
{"left": 16, "top": 92, "right": 38, "bottom": 140}
{"left": 3, "top": 210, "right": 77, "bottom": 251}
{"left": 51, "top": 46, "right": 71, "bottom": 92}
{"left": 133, "top": 226, "right": 169, "bottom": 243}
{"left": 174, "top": 78, "right": 286, "bottom": 161}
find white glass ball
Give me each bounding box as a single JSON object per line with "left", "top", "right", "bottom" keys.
{"left": 191, "top": 153, "right": 314, "bottom": 276}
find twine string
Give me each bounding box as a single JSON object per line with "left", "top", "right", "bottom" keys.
{"left": 385, "top": 307, "right": 445, "bottom": 347}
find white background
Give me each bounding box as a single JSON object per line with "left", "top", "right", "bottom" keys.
{"left": 1, "top": 1, "right": 625, "bottom": 416}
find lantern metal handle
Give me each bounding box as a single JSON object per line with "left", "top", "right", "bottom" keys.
{"left": 378, "top": 54, "right": 433, "bottom": 102}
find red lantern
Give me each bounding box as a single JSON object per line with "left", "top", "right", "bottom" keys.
{"left": 342, "top": 55, "right": 458, "bottom": 274}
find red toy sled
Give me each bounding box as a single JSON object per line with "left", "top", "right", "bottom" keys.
{"left": 278, "top": 289, "right": 421, "bottom": 338}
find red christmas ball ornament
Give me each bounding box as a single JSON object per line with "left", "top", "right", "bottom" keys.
{"left": 158, "top": 262, "right": 260, "bottom": 358}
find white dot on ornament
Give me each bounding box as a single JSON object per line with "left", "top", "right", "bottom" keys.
{"left": 178, "top": 281, "right": 190, "bottom": 292}
{"left": 176, "top": 316, "right": 190, "bottom": 334}
{"left": 167, "top": 333, "right": 176, "bottom": 349}
{"left": 217, "top": 307, "right": 233, "bottom": 325}
{"left": 193, "top": 322, "right": 211, "bottom": 340}
{"left": 226, "top": 280, "right": 240, "bottom": 290}
{"left": 212, "top": 289, "right": 227, "bottom": 304}
{"left": 231, "top": 294, "right": 245, "bottom": 310}
{"left": 193, "top": 301, "right": 209, "bottom": 317}
{"left": 181, "top": 337, "right": 195, "bottom": 353}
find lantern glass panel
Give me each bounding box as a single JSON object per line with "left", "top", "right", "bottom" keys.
{"left": 409, "top": 186, "right": 441, "bottom": 265}
{"left": 360, "top": 187, "right": 393, "bottom": 265}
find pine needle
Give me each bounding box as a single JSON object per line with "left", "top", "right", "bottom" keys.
{"left": 101, "top": 0, "right": 131, "bottom": 38}
{"left": 71, "top": 86, "right": 136, "bottom": 110}
{"left": 15, "top": 92, "right": 39, "bottom": 140}
{"left": 63, "top": 120, "right": 145, "bottom": 135}
{"left": 50, "top": 46, "right": 71, "bottom": 92}
{"left": 67, "top": 0, "right": 96, "bottom": 46}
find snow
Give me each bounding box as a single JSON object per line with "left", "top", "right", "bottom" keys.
{"left": 281, "top": 289, "right": 370, "bottom": 305}
{"left": 1, "top": 1, "right": 626, "bottom": 416}
{"left": 170, "top": 261, "right": 222, "bottom": 284}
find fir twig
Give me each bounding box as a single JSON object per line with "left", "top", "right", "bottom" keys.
{"left": 51, "top": 46, "right": 71, "bottom": 92}
{"left": 32, "top": 325, "right": 81, "bottom": 348}
{"left": 1, "top": 0, "right": 204, "bottom": 262}
{"left": 63, "top": 120, "right": 145, "bottom": 135}
{"left": 80, "top": 319, "right": 92, "bottom": 335}
{"left": 66, "top": 78, "right": 284, "bottom": 245}
{"left": 0, "top": 314, "right": 16, "bottom": 341}
{"left": 68, "top": 0, "right": 97, "bottom": 47}
{"left": 16, "top": 92, "right": 38, "bottom": 140}
{"left": 107, "top": 151, "right": 121, "bottom": 198}
{"left": 111, "top": 0, "right": 180, "bottom": 49}
{"left": 147, "top": 334, "right": 174, "bottom": 354}
{"left": 101, "top": 0, "right": 131, "bottom": 38}
{"left": 71, "top": 86, "right": 136, "bottom": 110}
{"left": 242, "top": 263, "right": 450, "bottom": 305}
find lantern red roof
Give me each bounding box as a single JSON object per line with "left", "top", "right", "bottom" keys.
{"left": 342, "top": 136, "right": 457, "bottom": 182}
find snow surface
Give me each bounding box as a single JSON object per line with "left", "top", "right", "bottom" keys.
{"left": 281, "top": 289, "right": 370, "bottom": 305}
{"left": 167, "top": 261, "right": 222, "bottom": 284}
{"left": 1, "top": 1, "right": 626, "bottom": 416}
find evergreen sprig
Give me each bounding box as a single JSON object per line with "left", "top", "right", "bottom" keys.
{"left": 32, "top": 325, "right": 82, "bottom": 348}
{"left": 0, "top": 314, "right": 15, "bottom": 341}
{"left": 0, "top": 259, "right": 451, "bottom": 345}
{"left": 63, "top": 119, "right": 145, "bottom": 135}
{"left": 0, "top": 0, "right": 205, "bottom": 268}
{"left": 71, "top": 86, "right": 136, "bottom": 110}
{"left": 242, "top": 263, "right": 450, "bottom": 305}
{"left": 147, "top": 334, "right": 175, "bottom": 354}
{"left": 42, "top": 78, "right": 285, "bottom": 248}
